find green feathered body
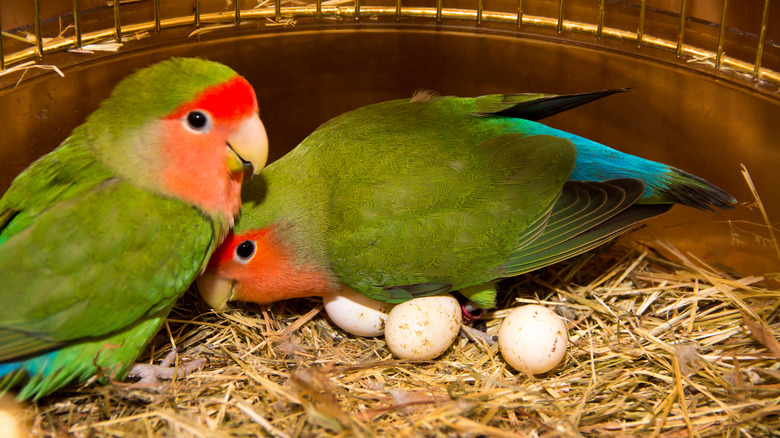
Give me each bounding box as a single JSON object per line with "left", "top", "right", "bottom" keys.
{"left": 231, "top": 92, "right": 733, "bottom": 306}
{"left": 0, "top": 57, "right": 264, "bottom": 400}
{"left": 0, "top": 132, "right": 216, "bottom": 399}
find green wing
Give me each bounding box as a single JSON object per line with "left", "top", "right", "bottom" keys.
{"left": 501, "top": 179, "right": 671, "bottom": 275}
{"left": 327, "top": 134, "right": 576, "bottom": 302}
{"left": 0, "top": 161, "right": 215, "bottom": 362}
{"left": 0, "top": 138, "right": 109, "bottom": 242}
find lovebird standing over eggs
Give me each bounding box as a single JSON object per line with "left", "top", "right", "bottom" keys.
{"left": 0, "top": 58, "right": 269, "bottom": 400}
{"left": 198, "top": 89, "right": 734, "bottom": 312}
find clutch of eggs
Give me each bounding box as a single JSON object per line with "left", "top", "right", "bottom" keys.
{"left": 323, "top": 291, "right": 462, "bottom": 359}
{"left": 323, "top": 289, "right": 568, "bottom": 371}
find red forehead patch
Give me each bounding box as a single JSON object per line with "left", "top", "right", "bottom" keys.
{"left": 167, "top": 75, "right": 257, "bottom": 121}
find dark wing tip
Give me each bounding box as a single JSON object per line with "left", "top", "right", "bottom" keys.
{"left": 486, "top": 88, "right": 632, "bottom": 121}
{"left": 659, "top": 169, "right": 738, "bottom": 211}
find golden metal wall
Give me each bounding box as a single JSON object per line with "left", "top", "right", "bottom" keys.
{"left": 1, "top": 1, "right": 778, "bottom": 274}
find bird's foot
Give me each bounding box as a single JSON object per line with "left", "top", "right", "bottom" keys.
{"left": 460, "top": 324, "right": 498, "bottom": 346}
{"left": 127, "top": 348, "right": 205, "bottom": 385}
{"left": 460, "top": 302, "right": 483, "bottom": 325}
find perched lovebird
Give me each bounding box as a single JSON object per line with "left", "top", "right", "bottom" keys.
{"left": 0, "top": 58, "right": 269, "bottom": 400}
{"left": 197, "top": 89, "right": 734, "bottom": 312}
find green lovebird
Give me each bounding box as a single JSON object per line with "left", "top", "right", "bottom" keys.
{"left": 197, "top": 89, "right": 734, "bottom": 312}
{"left": 0, "top": 58, "right": 269, "bottom": 400}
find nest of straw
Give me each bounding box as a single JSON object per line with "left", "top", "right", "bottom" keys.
{"left": 10, "top": 233, "right": 777, "bottom": 437}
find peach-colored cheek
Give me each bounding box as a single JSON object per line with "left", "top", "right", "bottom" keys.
{"left": 157, "top": 120, "right": 243, "bottom": 219}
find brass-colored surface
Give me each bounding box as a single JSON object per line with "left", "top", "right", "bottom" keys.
{"left": 0, "top": 28, "right": 777, "bottom": 275}
{"left": 1, "top": 1, "right": 780, "bottom": 90}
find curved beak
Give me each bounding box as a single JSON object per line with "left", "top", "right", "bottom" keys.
{"left": 196, "top": 272, "right": 236, "bottom": 310}
{"left": 226, "top": 115, "right": 268, "bottom": 176}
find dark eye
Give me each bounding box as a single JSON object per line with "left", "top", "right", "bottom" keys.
{"left": 234, "top": 240, "right": 256, "bottom": 263}
{"left": 184, "top": 110, "right": 211, "bottom": 132}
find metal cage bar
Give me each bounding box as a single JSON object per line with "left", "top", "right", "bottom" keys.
{"left": 0, "top": 13, "right": 3, "bottom": 70}
{"left": 676, "top": 0, "right": 688, "bottom": 57}
{"left": 0, "top": 0, "right": 777, "bottom": 88}
{"left": 596, "top": 0, "right": 605, "bottom": 40}
{"left": 716, "top": 0, "right": 729, "bottom": 69}
{"left": 33, "top": 0, "right": 43, "bottom": 57}
{"left": 113, "top": 0, "right": 122, "bottom": 41}
{"left": 154, "top": 0, "right": 161, "bottom": 33}
{"left": 755, "top": 0, "right": 772, "bottom": 80}
{"left": 637, "top": 0, "right": 647, "bottom": 47}
{"left": 73, "top": 0, "right": 82, "bottom": 48}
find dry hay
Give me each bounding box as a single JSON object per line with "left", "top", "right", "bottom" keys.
{"left": 6, "top": 234, "right": 776, "bottom": 438}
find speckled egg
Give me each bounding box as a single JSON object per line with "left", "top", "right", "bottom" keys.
{"left": 498, "top": 304, "right": 568, "bottom": 374}
{"left": 384, "top": 294, "right": 462, "bottom": 360}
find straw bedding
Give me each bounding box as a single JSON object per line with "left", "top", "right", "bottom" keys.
{"left": 10, "top": 229, "right": 778, "bottom": 437}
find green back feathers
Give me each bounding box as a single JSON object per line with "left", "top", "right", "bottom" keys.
{"left": 234, "top": 95, "right": 578, "bottom": 301}
{"left": 225, "top": 90, "right": 733, "bottom": 307}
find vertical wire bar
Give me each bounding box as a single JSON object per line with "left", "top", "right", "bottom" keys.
{"left": 355, "top": 0, "right": 361, "bottom": 20}
{"left": 194, "top": 0, "right": 201, "bottom": 27}
{"left": 34, "top": 0, "right": 44, "bottom": 57}
{"left": 477, "top": 0, "right": 483, "bottom": 24}
{"left": 517, "top": 0, "right": 523, "bottom": 27}
{"left": 754, "top": 0, "right": 771, "bottom": 80}
{"left": 154, "top": 0, "right": 161, "bottom": 32}
{"left": 676, "top": 0, "right": 689, "bottom": 57}
{"left": 396, "top": 0, "right": 401, "bottom": 21}
{"left": 237, "top": 0, "right": 243, "bottom": 23}
{"left": 73, "top": 0, "right": 82, "bottom": 48}
{"left": 316, "top": 0, "right": 322, "bottom": 19}
{"left": 436, "top": 0, "right": 442, "bottom": 22}
{"left": 715, "top": 0, "right": 729, "bottom": 68}
{"left": 0, "top": 12, "right": 4, "bottom": 70}
{"left": 113, "top": 0, "right": 122, "bottom": 41}
{"left": 597, "top": 0, "right": 605, "bottom": 39}
{"left": 637, "top": 0, "right": 646, "bottom": 47}
{"left": 557, "top": 0, "right": 564, "bottom": 33}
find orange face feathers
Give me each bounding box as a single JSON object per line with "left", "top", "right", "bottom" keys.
{"left": 208, "top": 228, "right": 272, "bottom": 271}
{"left": 156, "top": 75, "right": 268, "bottom": 221}
{"left": 204, "top": 228, "right": 336, "bottom": 305}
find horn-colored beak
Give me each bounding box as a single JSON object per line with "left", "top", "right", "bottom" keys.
{"left": 226, "top": 115, "right": 268, "bottom": 175}
{"left": 196, "top": 272, "right": 236, "bottom": 310}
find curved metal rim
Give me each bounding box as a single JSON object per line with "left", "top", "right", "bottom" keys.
{"left": 1, "top": 5, "right": 778, "bottom": 92}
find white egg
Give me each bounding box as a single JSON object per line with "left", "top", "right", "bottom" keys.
{"left": 323, "top": 287, "right": 395, "bottom": 337}
{"left": 0, "top": 410, "right": 21, "bottom": 438}
{"left": 384, "top": 294, "right": 462, "bottom": 360}
{"left": 498, "top": 304, "right": 568, "bottom": 374}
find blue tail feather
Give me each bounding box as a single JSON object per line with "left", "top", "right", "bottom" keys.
{"left": 506, "top": 121, "right": 736, "bottom": 209}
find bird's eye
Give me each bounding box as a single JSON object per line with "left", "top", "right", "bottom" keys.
{"left": 183, "top": 110, "right": 212, "bottom": 133}
{"left": 234, "top": 240, "right": 256, "bottom": 264}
